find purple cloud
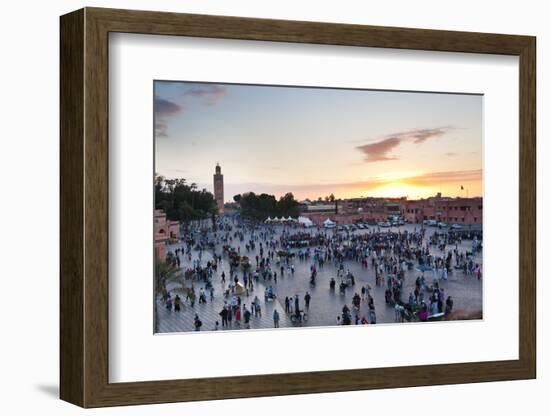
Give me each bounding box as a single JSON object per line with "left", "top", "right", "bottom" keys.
{"left": 356, "top": 126, "right": 453, "bottom": 163}
{"left": 404, "top": 127, "right": 450, "bottom": 143}
{"left": 182, "top": 84, "right": 227, "bottom": 106}
{"left": 155, "top": 97, "right": 183, "bottom": 117}
{"left": 154, "top": 97, "right": 183, "bottom": 137}
{"left": 155, "top": 121, "right": 168, "bottom": 138}
{"left": 356, "top": 137, "right": 401, "bottom": 163}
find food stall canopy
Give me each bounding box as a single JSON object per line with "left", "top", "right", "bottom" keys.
{"left": 298, "top": 216, "right": 314, "bottom": 227}
{"left": 323, "top": 218, "right": 336, "bottom": 228}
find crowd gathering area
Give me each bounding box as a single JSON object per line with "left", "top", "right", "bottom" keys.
{"left": 156, "top": 217, "right": 483, "bottom": 333}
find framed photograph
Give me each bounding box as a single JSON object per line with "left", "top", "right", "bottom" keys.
{"left": 60, "top": 7, "right": 536, "bottom": 408}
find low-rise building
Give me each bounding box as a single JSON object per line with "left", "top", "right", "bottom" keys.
{"left": 301, "top": 195, "right": 483, "bottom": 226}
{"left": 154, "top": 209, "right": 180, "bottom": 261}
{"left": 401, "top": 195, "right": 482, "bottom": 225}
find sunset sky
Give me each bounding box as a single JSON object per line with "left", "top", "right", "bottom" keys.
{"left": 154, "top": 81, "right": 482, "bottom": 201}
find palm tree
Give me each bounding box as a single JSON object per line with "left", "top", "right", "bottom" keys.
{"left": 154, "top": 257, "right": 184, "bottom": 332}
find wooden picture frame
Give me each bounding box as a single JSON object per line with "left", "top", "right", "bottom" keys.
{"left": 60, "top": 7, "right": 536, "bottom": 408}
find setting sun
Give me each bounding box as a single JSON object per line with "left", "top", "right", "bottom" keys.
{"left": 368, "top": 181, "right": 433, "bottom": 199}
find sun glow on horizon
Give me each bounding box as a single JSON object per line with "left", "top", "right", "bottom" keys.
{"left": 155, "top": 81, "right": 483, "bottom": 203}
{"left": 351, "top": 181, "right": 433, "bottom": 200}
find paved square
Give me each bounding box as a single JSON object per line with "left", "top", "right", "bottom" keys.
{"left": 157, "top": 221, "right": 482, "bottom": 333}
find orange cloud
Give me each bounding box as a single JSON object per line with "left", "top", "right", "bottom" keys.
{"left": 402, "top": 169, "right": 482, "bottom": 186}
{"left": 209, "top": 168, "right": 482, "bottom": 201}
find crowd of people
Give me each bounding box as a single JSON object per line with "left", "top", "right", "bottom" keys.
{"left": 157, "top": 216, "right": 482, "bottom": 332}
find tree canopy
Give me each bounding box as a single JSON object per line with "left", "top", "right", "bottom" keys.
{"left": 155, "top": 176, "right": 218, "bottom": 222}
{"left": 233, "top": 192, "right": 300, "bottom": 220}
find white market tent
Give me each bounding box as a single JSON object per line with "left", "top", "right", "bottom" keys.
{"left": 323, "top": 218, "right": 336, "bottom": 228}
{"left": 298, "top": 216, "right": 314, "bottom": 227}
{"left": 265, "top": 217, "right": 273, "bottom": 223}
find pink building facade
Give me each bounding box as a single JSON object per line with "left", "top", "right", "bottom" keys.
{"left": 401, "top": 197, "right": 483, "bottom": 225}
{"left": 301, "top": 196, "right": 482, "bottom": 226}
{"left": 154, "top": 209, "right": 180, "bottom": 262}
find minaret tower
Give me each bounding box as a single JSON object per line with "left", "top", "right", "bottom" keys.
{"left": 213, "top": 163, "right": 224, "bottom": 214}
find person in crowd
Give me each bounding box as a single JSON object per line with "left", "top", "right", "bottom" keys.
{"left": 304, "top": 292, "right": 311, "bottom": 309}
{"left": 273, "top": 309, "right": 280, "bottom": 328}
{"left": 194, "top": 314, "right": 202, "bottom": 331}
{"left": 218, "top": 305, "right": 228, "bottom": 326}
